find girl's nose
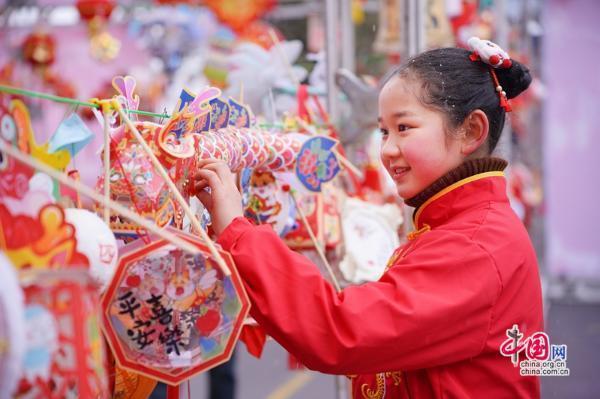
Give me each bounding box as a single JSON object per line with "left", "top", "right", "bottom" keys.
{"left": 380, "top": 137, "right": 402, "bottom": 162}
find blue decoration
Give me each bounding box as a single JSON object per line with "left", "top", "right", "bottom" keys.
{"left": 295, "top": 136, "right": 341, "bottom": 192}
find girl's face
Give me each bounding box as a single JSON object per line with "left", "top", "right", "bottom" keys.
{"left": 379, "top": 76, "right": 466, "bottom": 199}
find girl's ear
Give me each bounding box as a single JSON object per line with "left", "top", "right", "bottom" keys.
{"left": 460, "top": 109, "right": 490, "bottom": 156}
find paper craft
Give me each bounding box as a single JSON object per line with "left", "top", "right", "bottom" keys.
{"left": 64, "top": 208, "right": 118, "bottom": 291}
{"left": 102, "top": 228, "right": 249, "bottom": 385}
{"left": 47, "top": 113, "right": 94, "bottom": 157}
{"left": 295, "top": 136, "right": 340, "bottom": 192}
{"left": 16, "top": 270, "right": 109, "bottom": 398}
{"left": 0, "top": 253, "right": 25, "bottom": 399}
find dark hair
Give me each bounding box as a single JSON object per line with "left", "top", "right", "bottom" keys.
{"left": 383, "top": 47, "right": 531, "bottom": 153}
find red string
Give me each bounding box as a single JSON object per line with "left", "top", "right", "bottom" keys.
{"left": 489, "top": 67, "right": 512, "bottom": 112}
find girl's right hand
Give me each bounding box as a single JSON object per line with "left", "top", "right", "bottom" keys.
{"left": 192, "top": 159, "right": 244, "bottom": 236}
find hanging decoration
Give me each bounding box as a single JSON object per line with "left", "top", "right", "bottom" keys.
{"left": 19, "top": 32, "right": 76, "bottom": 99}
{"left": 76, "top": 0, "right": 121, "bottom": 62}
{"left": 15, "top": 270, "right": 109, "bottom": 399}
{"left": 243, "top": 170, "right": 295, "bottom": 236}
{"left": 1, "top": 97, "right": 72, "bottom": 172}
{"left": 204, "top": 0, "right": 277, "bottom": 34}
{"left": 338, "top": 198, "right": 403, "bottom": 283}
{"left": 0, "top": 254, "right": 26, "bottom": 399}
{"left": 97, "top": 77, "right": 340, "bottom": 240}
{"left": 64, "top": 208, "right": 118, "bottom": 291}
{"left": 101, "top": 228, "right": 250, "bottom": 385}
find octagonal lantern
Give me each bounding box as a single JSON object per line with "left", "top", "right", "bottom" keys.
{"left": 101, "top": 228, "right": 250, "bottom": 385}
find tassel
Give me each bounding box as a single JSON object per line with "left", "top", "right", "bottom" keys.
{"left": 239, "top": 324, "right": 267, "bottom": 359}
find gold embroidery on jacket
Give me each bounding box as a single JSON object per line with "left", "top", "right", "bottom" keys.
{"left": 385, "top": 371, "right": 402, "bottom": 386}
{"left": 361, "top": 373, "right": 385, "bottom": 399}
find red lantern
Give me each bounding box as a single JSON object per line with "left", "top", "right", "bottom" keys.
{"left": 22, "top": 32, "right": 56, "bottom": 67}
{"left": 204, "top": 0, "right": 277, "bottom": 33}
{"left": 76, "top": 0, "right": 115, "bottom": 22}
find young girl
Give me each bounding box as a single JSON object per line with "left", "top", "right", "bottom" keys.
{"left": 193, "top": 41, "right": 543, "bottom": 398}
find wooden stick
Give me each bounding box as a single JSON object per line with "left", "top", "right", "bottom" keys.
{"left": 102, "top": 109, "right": 111, "bottom": 224}
{"left": 288, "top": 189, "right": 341, "bottom": 293}
{"left": 114, "top": 102, "right": 232, "bottom": 276}
{"left": 295, "top": 117, "right": 363, "bottom": 179}
{"left": 0, "top": 141, "right": 202, "bottom": 255}
{"left": 268, "top": 28, "right": 300, "bottom": 87}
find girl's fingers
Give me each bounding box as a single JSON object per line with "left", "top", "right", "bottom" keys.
{"left": 192, "top": 180, "right": 209, "bottom": 195}
{"left": 194, "top": 168, "right": 222, "bottom": 190}
{"left": 197, "top": 159, "right": 235, "bottom": 184}
{"left": 196, "top": 189, "right": 213, "bottom": 211}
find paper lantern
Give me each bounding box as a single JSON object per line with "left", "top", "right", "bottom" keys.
{"left": 16, "top": 270, "right": 109, "bottom": 398}
{"left": 22, "top": 32, "right": 56, "bottom": 67}
{"left": 0, "top": 253, "right": 26, "bottom": 399}
{"left": 64, "top": 208, "right": 118, "bottom": 290}
{"left": 76, "top": 0, "right": 115, "bottom": 22}
{"left": 101, "top": 228, "right": 250, "bottom": 385}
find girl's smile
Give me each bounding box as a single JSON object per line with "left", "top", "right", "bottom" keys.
{"left": 378, "top": 76, "right": 465, "bottom": 199}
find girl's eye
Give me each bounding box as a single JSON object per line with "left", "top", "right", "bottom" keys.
{"left": 379, "top": 128, "right": 389, "bottom": 137}
{"left": 398, "top": 124, "right": 409, "bottom": 132}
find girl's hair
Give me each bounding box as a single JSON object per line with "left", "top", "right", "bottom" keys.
{"left": 384, "top": 47, "right": 532, "bottom": 153}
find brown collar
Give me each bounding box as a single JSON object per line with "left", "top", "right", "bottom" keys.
{"left": 405, "top": 157, "right": 508, "bottom": 210}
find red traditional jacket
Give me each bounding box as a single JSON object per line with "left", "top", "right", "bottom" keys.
{"left": 217, "top": 159, "right": 543, "bottom": 398}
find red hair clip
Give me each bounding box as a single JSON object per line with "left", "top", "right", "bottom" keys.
{"left": 467, "top": 37, "right": 512, "bottom": 112}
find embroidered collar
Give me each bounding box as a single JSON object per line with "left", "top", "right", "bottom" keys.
{"left": 406, "top": 157, "right": 507, "bottom": 209}
{"left": 406, "top": 157, "right": 509, "bottom": 230}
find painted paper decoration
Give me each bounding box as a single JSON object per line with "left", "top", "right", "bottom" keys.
{"left": 227, "top": 98, "right": 251, "bottom": 128}
{"left": 283, "top": 193, "right": 323, "bottom": 250}
{"left": 47, "top": 113, "right": 94, "bottom": 157}
{"left": 64, "top": 208, "right": 118, "bottom": 290}
{"left": 209, "top": 98, "right": 230, "bottom": 130}
{"left": 0, "top": 203, "right": 90, "bottom": 270}
{"left": 16, "top": 270, "right": 109, "bottom": 398}
{"left": 101, "top": 228, "right": 250, "bottom": 385}
{"left": 0, "top": 101, "right": 36, "bottom": 199}
{"left": 243, "top": 170, "right": 295, "bottom": 236}
{"left": 2, "top": 98, "right": 71, "bottom": 171}
{"left": 0, "top": 253, "right": 26, "bottom": 399}
{"left": 295, "top": 136, "right": 341, "bottom": 192}
{"left": 338, "top": 198, "right": 403, "bottom": 283}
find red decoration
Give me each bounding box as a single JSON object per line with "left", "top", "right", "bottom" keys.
{"left": 17, "top": 271, "right": 109, "bottom": 398}
{"left": 76, "top": 0, "right": 116, "bottom": 22}
{"left": 238, "top": 21, "right": 283, "bottom": 49}
{"left": 239, "top": 324, "right": 267, "bottom": 358}
{"left": 22, "top": 32, "right": 56, "bottom": 67}
{"left": 101, "top": 228, "right": 250, "bottom": 385}
{"left": 204, "top": 0, "right": 277, "bottom": 33}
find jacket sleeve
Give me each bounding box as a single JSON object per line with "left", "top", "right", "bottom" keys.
{"left": 217, "top": 217, "right": 501, "bottom": 375}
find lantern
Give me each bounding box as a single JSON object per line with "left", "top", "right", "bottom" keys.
{"left": 101, "top": 228, "right": 250, "bottom": 385}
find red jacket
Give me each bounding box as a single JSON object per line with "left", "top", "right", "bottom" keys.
{"left": 217, "top": 171, "right": 543, "bottom": 398}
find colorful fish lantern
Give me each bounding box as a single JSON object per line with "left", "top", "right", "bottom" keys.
{"left": 98, "top": 78, "right": 340, "bottom": 240}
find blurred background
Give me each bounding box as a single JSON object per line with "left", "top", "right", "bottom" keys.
{"left": 0, "top": 0, "right": 598, "bottom": 398}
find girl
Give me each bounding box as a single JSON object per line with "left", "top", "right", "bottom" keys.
{"left": 193, "top": 41, "right": 543, "bottom": 398}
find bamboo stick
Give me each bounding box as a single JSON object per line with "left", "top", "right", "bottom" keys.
{"left": 0, "top": 141, "right": 202, "bottom": 255}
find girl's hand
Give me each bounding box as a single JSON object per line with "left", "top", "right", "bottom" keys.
{"left": 192, "top": 159, "right": 244, "bottom": 236}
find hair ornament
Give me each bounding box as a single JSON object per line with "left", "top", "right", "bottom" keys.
{"left": 467, "top": 37, "right": 512, "bottom": 112}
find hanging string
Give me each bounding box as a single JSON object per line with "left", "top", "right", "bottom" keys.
{"left": 0, "top": 83, "right": 330, "bottom": 129}
{"left": 0, "top": 84, "right": 170, "bottom": 119}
